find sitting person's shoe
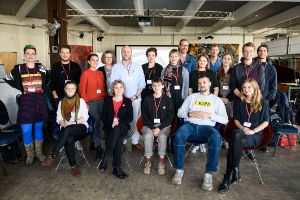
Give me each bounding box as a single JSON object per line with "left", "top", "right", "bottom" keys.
{"left": 98, "top": 158, "right": 107, "bottom": 171}
{"left": 191, "top": 145, "right": 200, "bottom": 153}
{"left": 199, "top": 144, "right": 207, "bottom": 153}
{"left": 218, "top": 174, "right": 231, "bottom": 193}
{"left": 231, "top": 167, "right": 241, "bottom": 184}
{"left": 202, "top": 173, "right": 213, "bottom": 191}
{"left": 41, "top": 155, "right": 55, "bottom": 167}
{"left": 157, "top": 163, "right": 165, "bottom": 175}
{"left": 245, "top": 150, "right": 255, "bottom": 161}
{"left": 132, "top": 143, "right": 143, "bottom": 150}
{"left": 260, "top": 147, "right": 268, "bottom": 153}
{"left": 172, "top": 170, "right": 184, "bottom": 185}
{"left": 71, "top": 166, "right": 81, "bottom": 177}
{"left": 113, "top": 168, "right": 128, "bottom": 179}
{"left": 143, "top": 162, "right": 151, "bottom": 175}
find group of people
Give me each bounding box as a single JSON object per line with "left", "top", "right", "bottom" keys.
{"left": 5, "top": 39, "right": 277, "bottom": 192}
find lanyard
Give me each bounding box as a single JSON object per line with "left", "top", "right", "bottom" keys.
{"left": 244, "top": 64, "right": 252, "bottom": 79}
{"left": 122, "top": 61, "right": 132, "bottom": 76}
{"left": 61, "top": 62, "right": 71, "bottom": 80}
{"left": 153, "top": 95, "right": 162, "bottom": 118}
{"left": 147, "top": 65, "right": 155, "bottom": 79}
{"left": 113, "top": 98, "right": 123, "bottom": 118}
{"left": 25, "top": 63, "right": 35, "bottom": 84}
{"left": 245, "top": 103, "right": 253, "bottom": 122}
{"left": 172, "top": 65, "right": 180, "bottom": 85}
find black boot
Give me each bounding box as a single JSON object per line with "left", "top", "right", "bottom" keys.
{"left": 231, "top": 167, "right": 241, "bottom": 184}
{"left": 113, "top": 168, "right": 128, "bottom": 179}
{"left": 218, "top": 174, "right": 231, "bottom": 193}
{"left": 96, "top": 146, "right": 103, "bottom": 159}
{"left": 98, "top": 157, "right": 107, "bottom": 171}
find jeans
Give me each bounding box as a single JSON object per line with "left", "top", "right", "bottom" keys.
{"left": 173, "top": 122, "right": 222, "bottom": 172}
{"left": 20, "top": 122, "right": 44, "bottom": 145}
{"left": 104, "top": 124, "right": 127, "bottom": 168}
{"left": 88, "top": 99, "right": 104, "bottom": 148}
{"left": 52, "top": 124, "right": 88, "bottom": 167}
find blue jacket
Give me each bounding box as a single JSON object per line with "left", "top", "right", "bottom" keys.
{"left": 181, "top": 54, "right": 196, "bottom": 73}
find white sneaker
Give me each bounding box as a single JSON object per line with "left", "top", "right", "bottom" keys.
{"left": 172, "top": 170, "right": 184, "bottom": 185}
{"left": 191, "top": 145, "right": 200, "bottom": 154}
{"left": 199, "top": 144, "right": 207, "bottom": 153}
{"left": 202, "top": 173, "right": 213, "bottom": 191}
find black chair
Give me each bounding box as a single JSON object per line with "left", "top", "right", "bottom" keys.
{"left": 0, "top": 99, "right": 25, "bottom": 176}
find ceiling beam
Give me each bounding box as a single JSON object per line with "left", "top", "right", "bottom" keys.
{"left": 247, "top": 5, "right": 300, "bottom": 32}
{"left": 175, "top": 0, "right": 206, "bottom": 32}
{"left": 16, "top": 0, "right": 40, "bottom": 20}
{"left": 66, "top": 0, "right": 109, "bottom": 32}
{"left": 205, "top": 0, "right": 300, "bottom": 2}
{"left": 204, "top": 1, "right": 272, "bottom": 35}
{"left": 68, "top": 17, "right": 85, "bottom": 26}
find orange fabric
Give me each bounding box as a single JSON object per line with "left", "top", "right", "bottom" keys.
{"left": 79, "top": 69, "right": 107, "bottom": 103}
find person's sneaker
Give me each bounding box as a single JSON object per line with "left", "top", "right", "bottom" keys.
{"left": 143, "top": 162, "right": 151, "bottom": 175}
{"left": 222, "top": 141, "right": 229, "bottom": 150}
{"left": 172, "top": 170, "right": 184, "bottom": 185}
{"left": 202, "top": 173, "right": 213, "bottom": 191}
{"left": 157, "top": 163, "right": 165, "bottom": 175}
{"left": 199, "top": 144, "right": 207, "bottom": 153}
{"left": 191, "top": 145, "right": 200, "bottom": 153}
{"left": 260, "top": 147, "right": 268, "bottom": 153}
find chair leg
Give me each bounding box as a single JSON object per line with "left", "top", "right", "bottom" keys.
{"left": 185, "top": 144, "right": 194, "bottom": 158}
{"left": 138, "top": 155, "right": 145, "bottom": 166}
{"left": 272, "top": 133, "right": 282, "bottom": 157}
{"left": 54, "top": 153, "right": 65, "bottom": 173}
{"left": 0, "top": 152, "right": 8, "bottom": 176}
{"left": 122, "top": 150, "right": 131, "bottom": 170}
{"left": 251, "top": 151, "right": 263, "bottom": 184}
{"left": 165, "top": 153, "right": 173, "bottom": 168}
{"left": 16, "top": 141, "right": 25, "bottom": 161}
{"left": 79, "top": 150, "right": 91, "bottom": 168}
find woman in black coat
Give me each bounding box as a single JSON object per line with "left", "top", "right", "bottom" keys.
{"left": 98, "top": 80, "right": 133, "bottom": 179}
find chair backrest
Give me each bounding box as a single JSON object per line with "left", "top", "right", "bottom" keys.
{"left": 0, "top": 99, "right": 9, "bottom": 125}
{"left": 223, "top": 118, "right": 274, "bottom": 149}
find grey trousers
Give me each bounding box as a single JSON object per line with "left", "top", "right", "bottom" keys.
{"left": 142, "top": 126, "right": 170, "bottom": 157}
{"left": 88, "top": 99, "right": 104, "bottom": 148}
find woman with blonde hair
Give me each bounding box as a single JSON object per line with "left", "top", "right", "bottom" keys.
{"left": 219, "top": 78, "right": 269, "bottom": 192}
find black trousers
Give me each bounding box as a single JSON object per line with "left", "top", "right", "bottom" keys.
{"left": 52, "top": 124, "right": 88, "bottom": 167}
{"left": 104, "top": 124, "right": 127, "bottom": 168}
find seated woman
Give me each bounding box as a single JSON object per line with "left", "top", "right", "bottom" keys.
{"left": 98, "top": 80, "right": 133, "bottom": 179}
{"left": 42, "top": 81, "right": 89, "bottom": 177}
{"left": 141, "top": 77, "right": 174, "bottom": 175}
{"left": 218, "top": 78, "right": 269, "bottom": 192}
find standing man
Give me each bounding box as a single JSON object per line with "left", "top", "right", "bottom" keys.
{"left": 209, "top": 44, "right": 222, "bottom": 73}
{"left": 51, "top": 45, "right": 82, "bottom": 107}
{"left": 257, "top": 44, "right": 277, "bottom": 153}
{"left": 179, "top": 39, "right": 196, "bottom": 73}
{"left": 172, "top": 76, "right": 228, "bottom": 190}
{"left": 110, "top": 45, "right": 146, "bottom": 150}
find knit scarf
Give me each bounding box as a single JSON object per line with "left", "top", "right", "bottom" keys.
{"left": 163, "top": 62, "right": 181, "bottom": 98}
{"left": 61, "top": 93, "right": 80, "bottom": 121}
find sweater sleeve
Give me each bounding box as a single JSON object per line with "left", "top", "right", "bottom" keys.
{"left": 56, "top": 101, "right": 63, "bottom": 124}
{"left": 229, "top": 66, "right": 238, "bottom": 92}
{"left": 79, "top": 71, "right": 89, "bottom": 103}
{"left": 141, "top": 97, "right": 155, "bottom": 129}
{"left": 159, "top": 98, "right": 174, "bottom": 129}
{"left": 182, "top": 67, "right": 189, "bottom": 99}
{"left": 5, "top": 65, "right": 22, "bottom": 92}
{"left": 210, "top": 98, "right": 228, "bottom": 125}
{"left": 123, "top": 99, "right": 133, "bottom": 125}
{"left": 177, "top": 95, "right": 192, "bottom": 119}
{"left": 79, "top": 99, "right": 89, "bottom": 122}
{"left": 266, "top": 65, "right": 277, "bottom": 101}
{"left": 101, "top": 98, "right": 111, "bottom": 126}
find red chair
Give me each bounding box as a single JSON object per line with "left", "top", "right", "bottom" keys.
{"left": 223, "top": 119, "right": 273, "bottom": 184}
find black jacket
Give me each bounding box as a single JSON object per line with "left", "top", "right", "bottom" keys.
{"left": 261, "top": 61, "right": 277, "bottom": 102}
{"left": 101, "top": 96, "right": 133, "bottom": 130}
{"left": 141, "top": 63, "right": 163, "bottom": 99}
{"left": 141, "top": 94, "right": 174, "bottom": 129}
{"left": 50, "top": 61, "right": 81, "bottom": 98}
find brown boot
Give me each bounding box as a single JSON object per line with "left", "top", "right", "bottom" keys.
{"left": 34, "top": 140, "right": 46, "bottom": 161}
{"left": 25, "top": 144, "right": 35, "bottom": 165}
{"left": 71, "top": 166, "right": 81, "bottom": 177}
{"left": 42, "top": 155, "right": 55, "bottom": 167}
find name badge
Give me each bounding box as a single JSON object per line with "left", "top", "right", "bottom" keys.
{"left": 147, "top": 80, "right": 152, "bottom": 84}
{"left": 223, "top": 85, "right": 229, "bottom": 90}
{"left": 174, "top": 85, "right": 180, "bottom": 90}
{"left": 154, "top": 118, "right": 160, "bottom": 124}
{"left": 243, "top": 122, "right": 251, "bottom": 128}
{"left": 96, "top": 89, "right": 101, "bottom": 94}
{"left": 28, "top": 86, "right": 36, "bottom": 92}
{"left": 65, "top": 80, "right": 70, "bottom": 83}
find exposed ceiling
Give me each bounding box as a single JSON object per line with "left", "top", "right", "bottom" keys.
{"left": 0, "top": 0, "right": 300, "bottom": 35}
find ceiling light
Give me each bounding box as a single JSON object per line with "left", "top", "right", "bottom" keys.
{"left": 137, "top": 17, "right": 151, "bottom": 27}
{"left": 79, "top": 32, "right": 84, "bottom": 38}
